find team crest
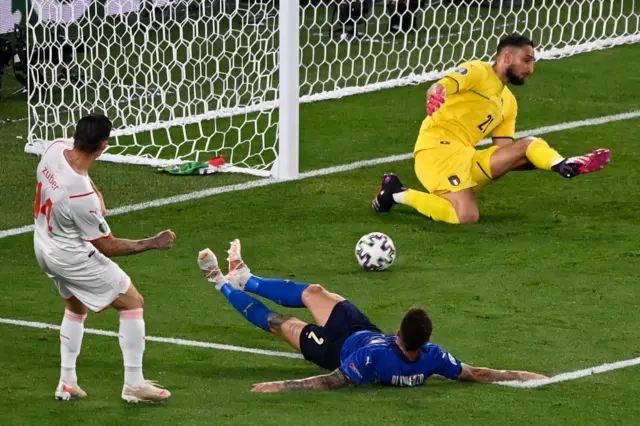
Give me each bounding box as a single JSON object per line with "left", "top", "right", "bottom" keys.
{"left": 98, "top": 221, "right": 111, "bottom": 236}
{"left": 448, "top": 175, "right": 461, "bottom": 186}
{"left": 454, "top": 66, "right": 469, "bottom": 76}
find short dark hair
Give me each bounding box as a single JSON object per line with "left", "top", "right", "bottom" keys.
{"left": 497, "top": 33, "right": 534, "bottom": 55}
{"left": 73, "top": 114, "right": 112, "bottom": 154}
{"left": 399, "top": 308, "right": 433, "bottom": 351}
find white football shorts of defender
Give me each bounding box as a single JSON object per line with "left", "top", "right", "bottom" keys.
{"left": 33, "top": 140, "right": 130, "bottom": 312}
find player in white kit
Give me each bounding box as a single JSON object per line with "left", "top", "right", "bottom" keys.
{"left": 33, "top": 114, "right": 175, "bottom": 403}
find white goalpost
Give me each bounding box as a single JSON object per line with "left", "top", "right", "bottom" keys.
{"left": 276, "top": 0, "right": 300, "bottom": 180}
{"left": 23, "top": 0, "right": 640, "bottom": 179}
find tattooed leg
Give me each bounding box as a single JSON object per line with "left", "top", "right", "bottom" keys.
{"left": 268, "top": 313, "right": 308, "bottom": 351}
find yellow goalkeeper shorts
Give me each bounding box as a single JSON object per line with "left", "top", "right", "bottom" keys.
{"left": 414, "top": 141, "right": 499, "bottom": 195}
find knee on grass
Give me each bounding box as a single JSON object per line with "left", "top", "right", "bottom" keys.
{"left": 455, "top": 208, "right": 480, "bottom": 224}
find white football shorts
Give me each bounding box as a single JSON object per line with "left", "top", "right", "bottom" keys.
{"left": 35, "top": 244, "right": 131, "bottom": 312}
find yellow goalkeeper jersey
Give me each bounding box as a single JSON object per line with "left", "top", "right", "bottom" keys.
{"left": 415, "top": 60, "right": 518, "bottom": 152}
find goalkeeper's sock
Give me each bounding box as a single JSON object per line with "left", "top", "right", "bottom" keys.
{"left": 244, "top": 276, "right": 309, "bottom": 308}
{"left": 525, "top": 138, "right": 564, "bottom": 170}
{"left": 402, "top": 189, "right": 460, "bottom": 224}
{"left": 221, "top": 284, "right": 273, "bottom": 332}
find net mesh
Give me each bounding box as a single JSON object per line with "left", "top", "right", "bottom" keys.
{"left": 24, "top": 0, "right": 640, "bottom": 174}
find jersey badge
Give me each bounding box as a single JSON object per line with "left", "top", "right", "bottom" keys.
{"left": 448, "top": 175, "right": 461, "bottom": 187}
{"left": 98, "top": 221, "right": 111, "bottom": 236}
{"left": 348, "top": 362, "right": 363, "bottom": 378}
{"left": 454, "top": 66, "right": 469, "bottom": 76}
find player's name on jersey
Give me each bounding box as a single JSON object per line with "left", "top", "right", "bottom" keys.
{"left": 42, "top": 167, "right": 60, "bottom": 191}
{"left": 391, "top": 373, "right": 425, "bottom": 387}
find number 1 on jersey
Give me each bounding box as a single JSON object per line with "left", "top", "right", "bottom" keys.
{"left": 34, "top": 182, "right": 53, "bottom": 232}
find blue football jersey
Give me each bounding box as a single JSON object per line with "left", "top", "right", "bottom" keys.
{"left": 339, "top": 331, "right": 462, "bottom": 386}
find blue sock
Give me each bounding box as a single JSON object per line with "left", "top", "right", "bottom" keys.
{"left": 244, "top": 276, "right": 309, "bottom": 308}
{"left": 221, "top": 284, "right": 273, "bottom": 332}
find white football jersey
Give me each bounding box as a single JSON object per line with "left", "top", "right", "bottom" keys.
{"left": 33, "top": 140, "right": 112, "bottom": 261}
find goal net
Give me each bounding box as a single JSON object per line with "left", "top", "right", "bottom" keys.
{"left": 24, "top": 0, "right": 640, "bottom": 178}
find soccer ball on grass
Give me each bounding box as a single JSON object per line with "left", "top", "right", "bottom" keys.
{"left": 355, "top": 232, "right": 396, "bottom": 271}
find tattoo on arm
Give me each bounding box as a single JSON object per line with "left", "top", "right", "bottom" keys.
{"left": 280, "top": 369, "right": 351, "bottom": 391}
{"left": 459, "top": 364, "right": 547, "bottom": 382}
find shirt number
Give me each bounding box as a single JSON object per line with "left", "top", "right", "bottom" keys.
{"left": 477, "top": 114, "right": 495, "bottom": 133}
{"left": 34, "top": 182, "right": 54, "bottom": 232}
{"left": 308, "top": 331, "right": 324, "bottom": 345}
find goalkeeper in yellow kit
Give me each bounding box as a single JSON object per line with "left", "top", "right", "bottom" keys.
{"left": 372, "top": 34, "right": 611, "bottom": 224}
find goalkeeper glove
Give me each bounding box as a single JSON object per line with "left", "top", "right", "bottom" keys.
{"left": 427, "top": 88, "right": 446, "bottom": 116}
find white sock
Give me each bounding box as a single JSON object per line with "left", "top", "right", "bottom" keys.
{"left": 119, "top": 309, "right": 146, "bottom": 388}
{"left": 60, "top": 309, "right": 86, "bottom": 385}
{"left": 392, "top": 190, "right": 407, "bottom": 204}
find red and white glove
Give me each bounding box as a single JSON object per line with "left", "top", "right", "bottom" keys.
{"left": 426, "top": 87, "right": 446, "bottom": 116}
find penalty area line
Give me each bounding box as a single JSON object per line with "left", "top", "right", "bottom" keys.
{"left": 1, "top": 110, "right": 639, "bottom": 240}
{"left": 0, "top": 317, "right": 303, "bottom": 360}
{"left": 494, "top": 356, "right": 640, "bottom": 389}
{"left": 2, "top": 316, "right": 638, "bottom": 388}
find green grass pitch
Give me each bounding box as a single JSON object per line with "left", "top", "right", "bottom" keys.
{"left": 0, "top": 43, "right": 639, "bottom": 425}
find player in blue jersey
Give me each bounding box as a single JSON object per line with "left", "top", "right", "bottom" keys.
{"left": 197, "top": 239, "right": 548, "bottom": 392}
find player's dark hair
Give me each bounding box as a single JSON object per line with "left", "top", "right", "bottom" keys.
{"left": 496, "top": 33, "right": 534, "bottom": 54}
{"left": 73, "top": 114, "right": 112, "bottom": 154}
{"left": 399, "top": 308, "right": 432, "bottom": 352}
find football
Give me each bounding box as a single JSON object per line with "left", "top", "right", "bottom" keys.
{"left": 355, "top": 232, "right": 396, "bottom": 271}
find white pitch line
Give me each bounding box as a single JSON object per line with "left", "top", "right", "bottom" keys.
{"left": 0, "top": 317, "right": 303, "bottom": 360}
{"left": 494, "top": 356, "right": 640, "bottom": 389}
{"left": 2, "top": 316, "right": 639, "bottom": 388}
{"left": 2, "top": 110, "right": 639, "bottom": 240}
{"left": 0, "top": 224, "right": 36, "bottom": 239}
